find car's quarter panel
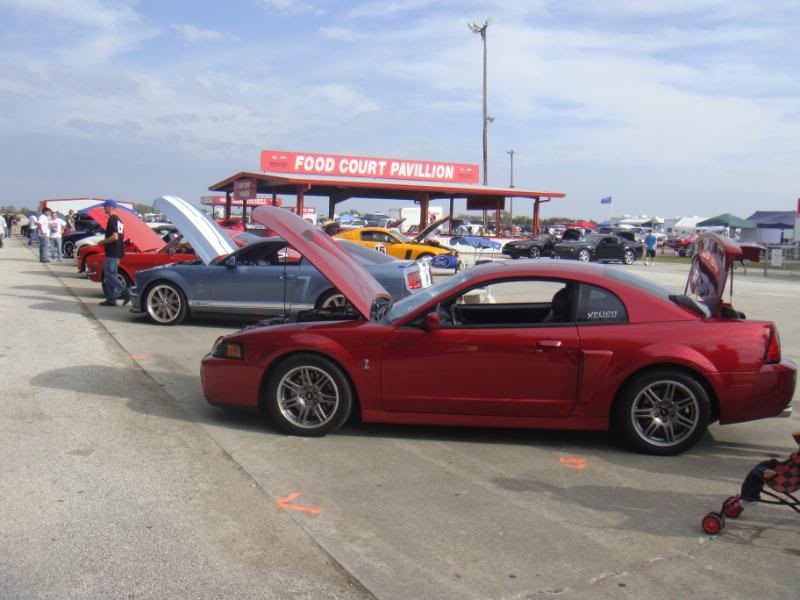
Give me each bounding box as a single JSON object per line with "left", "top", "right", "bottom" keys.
{"left": 201, "top": 321, "right": 390, "bottom": 411}
{"left": 380, "top": 325, "right": 580, "bottom": 418}
{"left": 574, "top": 319, "right": 794, "bottom": 423}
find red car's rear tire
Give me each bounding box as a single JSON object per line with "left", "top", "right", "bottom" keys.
{"left": 615, "top": 369, "right": 710, "bottom": 455}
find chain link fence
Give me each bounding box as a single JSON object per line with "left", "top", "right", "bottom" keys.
{"left": 755, "top": 244, "right": 800, "bottom": 277}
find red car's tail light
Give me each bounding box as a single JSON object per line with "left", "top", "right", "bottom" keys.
{"left": 406, "top": 269, "right": 422, "bottom": 290}
{"left": 764, "top": 326, "right": 781, "bottom": 364}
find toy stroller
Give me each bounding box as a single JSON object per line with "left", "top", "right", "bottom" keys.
{"left": 702, "top": 432, "right": 800, "bottom": 535}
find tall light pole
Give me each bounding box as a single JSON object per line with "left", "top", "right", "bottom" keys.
{"left": 506, "top": 149, "right": 515, "bottom": 226}
{"left": 468, "top": 18, "right": 492, "bottom": 187}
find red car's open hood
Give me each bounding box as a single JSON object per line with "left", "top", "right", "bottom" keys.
{"left": 252, "top": 206, "right": 391, "bottom": 319}
{"left": 685, "top": 233, "right": 743, "bottom": 316}
{"left": 412, "top": 215, "right": 451, "bottom": 244}
{"left": 86, "top": 207, "right": 165, "bottom": 253}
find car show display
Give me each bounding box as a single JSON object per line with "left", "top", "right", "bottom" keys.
{"left": 128, "top": 196, "right": 431, "bottom": 325}
{"left": 335, "top": 216, "right": 458, "bottom": 264}
{"left": 553, "top": 232, "right": 644, "bottom": 264}
{"left": 201, "top": 208, "right": 796, "bottom": 455}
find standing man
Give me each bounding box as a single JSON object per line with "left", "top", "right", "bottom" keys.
{"left": 27, "top": 213, "right": 38, "bottom": 245}
{"left": 95, "top": 200, "right": 130, "bottom": 307}
{"left": 37, "top": 208, "right": 51, "bottom": 262}
{"left": 644, "top": 229, "right": 658, "bottom": 267}
{"left": 3, "top": 212, "right": 12, "bottom": 238}
{"left": 49, "top": 211, "right": 66, "bottom": 261}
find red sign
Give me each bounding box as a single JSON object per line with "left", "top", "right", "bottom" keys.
{"left": 201, "top": 196, "right": 281, "bottom": 207}
{"left": 233, "top": 178, "right": 257, "bottom": 201}
{"left": 261, "top": 150, "right": 479, "bottom": 184}
{"left": 467, "top": 196, "right": 505, "bottom": 211}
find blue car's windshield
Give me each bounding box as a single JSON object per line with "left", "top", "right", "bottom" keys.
{"left": 385, "top": 270, "right": 472, "bottom": 323}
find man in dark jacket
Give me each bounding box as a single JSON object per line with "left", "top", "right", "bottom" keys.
{"left": 96, "top": 200, "right": 130, "bottom": 307}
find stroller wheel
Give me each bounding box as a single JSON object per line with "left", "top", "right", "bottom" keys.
{"left": 723, "top": 497, "right": 743, "bottom": 519}
{"left": 702, "top": 512, "right": 725, "bottom": 535}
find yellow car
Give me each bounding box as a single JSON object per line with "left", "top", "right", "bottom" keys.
{"left": 335, "top": 216, "right": 458, "bottom": 263}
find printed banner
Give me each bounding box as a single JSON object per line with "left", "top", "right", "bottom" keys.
{"left": 261, "top": 150, "right": 479, "bottom": 184}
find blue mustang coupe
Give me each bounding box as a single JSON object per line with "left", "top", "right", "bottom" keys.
{"left": 130, "top": 196, "right": 432, "bottom": 325}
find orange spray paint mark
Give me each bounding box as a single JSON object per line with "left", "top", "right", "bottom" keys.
{"left": 128, "top": 354, "right": 148, "bottom": 360}
{"left": 276, "top": 492, "right": 321, "bottom": 514}
{"left": 560, "top": 457, "right": 586, "bottom": 471}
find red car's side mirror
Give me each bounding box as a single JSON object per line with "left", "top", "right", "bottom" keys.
{"left": 422, "top": 311, "right": 441, "bottom": 331}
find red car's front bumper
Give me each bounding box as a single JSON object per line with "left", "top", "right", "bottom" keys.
{"left": 710, "top": 359, "right": 796, "bottom": 424}
{"left": 201, "top": 354, "right": 262, "bottom": 409}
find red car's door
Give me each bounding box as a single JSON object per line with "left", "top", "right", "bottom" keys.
{"left": 380, "top": 325, "right": 579, "bottom": 418}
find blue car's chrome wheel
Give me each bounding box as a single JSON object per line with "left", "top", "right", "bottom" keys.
{"left": 145, "top": 283, "right": 186, "bottom": 326}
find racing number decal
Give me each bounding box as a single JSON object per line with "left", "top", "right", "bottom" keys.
{"left": 375, "top": 244, "right": 387, "bottom": 254}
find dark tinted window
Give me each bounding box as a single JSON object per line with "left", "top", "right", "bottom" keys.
{"left": 576, "top": 284, "right": 627, "bottom": 323}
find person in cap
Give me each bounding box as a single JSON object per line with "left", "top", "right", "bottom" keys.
{"left": 95, "top": 200, "right": 130, "bottom": 307}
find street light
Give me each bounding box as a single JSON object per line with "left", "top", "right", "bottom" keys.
{"left": 507, "top": 149, "right": 515, "bottom": 226}
{"left": 468, "top": 18, "right": 492, "bottom": 187}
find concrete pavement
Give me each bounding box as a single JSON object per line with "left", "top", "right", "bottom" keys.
{"left": 0, "top": 239, "right": 372, "bottom": 599}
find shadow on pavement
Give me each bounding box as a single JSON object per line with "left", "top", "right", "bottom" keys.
{"left": 29, "top": 365, "right": 268, "bottom": 435}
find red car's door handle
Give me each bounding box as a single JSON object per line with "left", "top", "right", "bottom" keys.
{"left": 537, "top": 339, "right": 563, "bottom": 348}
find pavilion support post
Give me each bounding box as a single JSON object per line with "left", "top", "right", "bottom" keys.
{"left": 419, "top": 193, "right": 430, "bottom": 231}
{"left": 242, "top": 198, "right": 248, "bottom": 228}
{"left": 448, "top": 196, "right": 455, "bottom": 235}
{"left": 533, "top": 197, "right": 541, "bottom": 235}
{"left": 328, "top": 196, "right": 336, "bottom": 221}
{"left": 225, "top": 191, "right": 232, "bottom": 221}
{"left": 296, "top": 185, "right": 305, "bottom": 219}
{"left": 271, "top": 189, "right": 277, "bottom": 207}
{"left": 495, "top": 197, "right": 502, "bottom": 237}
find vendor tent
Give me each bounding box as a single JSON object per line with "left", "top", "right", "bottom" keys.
{"left": 671, "top": 216, "right": 705, "bottom": 231}
{"left": 746, "top": 211, "right": 796, "bottom": 229}
{"left": 696, "top": 213, "right": 756, "bottom": 229}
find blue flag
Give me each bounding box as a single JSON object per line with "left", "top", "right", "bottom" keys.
{"left": 600, "top": 196, "right": 612, "bottom": 204}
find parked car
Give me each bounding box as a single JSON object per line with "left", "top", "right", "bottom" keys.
{"left": 202, "top": 219, "right": 796, "bottom": 455}
{"left": 553, "top": 232, "right": 643, "bottom": 265}
{"left": 502, "top": 229, "right": 582, "bottom": 259}
{"left": 61, "top": 220, "right": 103, "bottom": 258}
{"left": 76, "top": 224, "right": 177, "bottom": 272}
{"left": 335, "top": 216, "right": 458, "bottom": 263}
{"left": 130, "top": 196, "right": 432, "bottom": 326}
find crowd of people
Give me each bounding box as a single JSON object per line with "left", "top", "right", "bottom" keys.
{"left": 1, "top": 208, "right": 77, "bottom": 261}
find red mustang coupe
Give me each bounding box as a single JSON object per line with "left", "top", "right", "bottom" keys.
{"left": 201, "top": 207, "right": 796, "bottom": 455}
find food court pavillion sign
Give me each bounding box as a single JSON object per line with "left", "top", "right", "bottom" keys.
{"left": 261, "top": 150, "right": 480, "bottom": 184}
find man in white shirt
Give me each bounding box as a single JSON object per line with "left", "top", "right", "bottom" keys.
{"left": 37, "top": 209, "right": 51, "bottom": 262}
{"left": 49, "top": 213, "right": 67, "bottom": 261}
{"left": 27, "top": 214, "right": 38, "bottom": 245}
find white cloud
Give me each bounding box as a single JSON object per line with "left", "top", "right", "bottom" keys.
{"left": 256, "top": 0, "right": 323, "bottom": 15}
{"left": 320, "top": 26, "right": 360, "bottom": 42}
{"left": 170, "top": 24, "right": 224, "bottom": 43}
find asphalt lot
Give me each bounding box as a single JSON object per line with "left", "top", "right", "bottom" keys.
{"left": 4, "top": 239, "right": 800, "bottom": 599}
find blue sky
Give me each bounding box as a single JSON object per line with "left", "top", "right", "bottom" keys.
{"left": 0, "top": 0, "right": 798, "bottom": 220}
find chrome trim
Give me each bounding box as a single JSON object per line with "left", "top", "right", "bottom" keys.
{"left": 188, "top": 300, "right": 314, "bottom": 311}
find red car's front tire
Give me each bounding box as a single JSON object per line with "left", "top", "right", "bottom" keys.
{"left": 264, "top": 354, "right": 353, "bottom": 437}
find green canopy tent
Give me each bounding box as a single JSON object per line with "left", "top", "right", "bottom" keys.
{"left": 696, "top": 213, "right": 756, "bottom": 229}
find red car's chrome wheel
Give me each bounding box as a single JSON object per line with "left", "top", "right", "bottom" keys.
{"left": 616, "top": 370, "right": 710, "bottom": 455}
{"left": 265, "top": 354, "right": 352, "bottom": 437}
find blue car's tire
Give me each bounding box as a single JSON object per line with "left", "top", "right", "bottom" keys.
{"left": 144, "top": 281, "right": 187, "bottom": 326}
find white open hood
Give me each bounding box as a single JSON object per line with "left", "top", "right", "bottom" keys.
{"left": 153, "top": 196, "right": 236, "bottom": 264}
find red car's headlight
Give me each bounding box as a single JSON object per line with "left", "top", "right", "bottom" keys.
{"left": 212, "top": 339, "right": 244, "bottom": 360}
